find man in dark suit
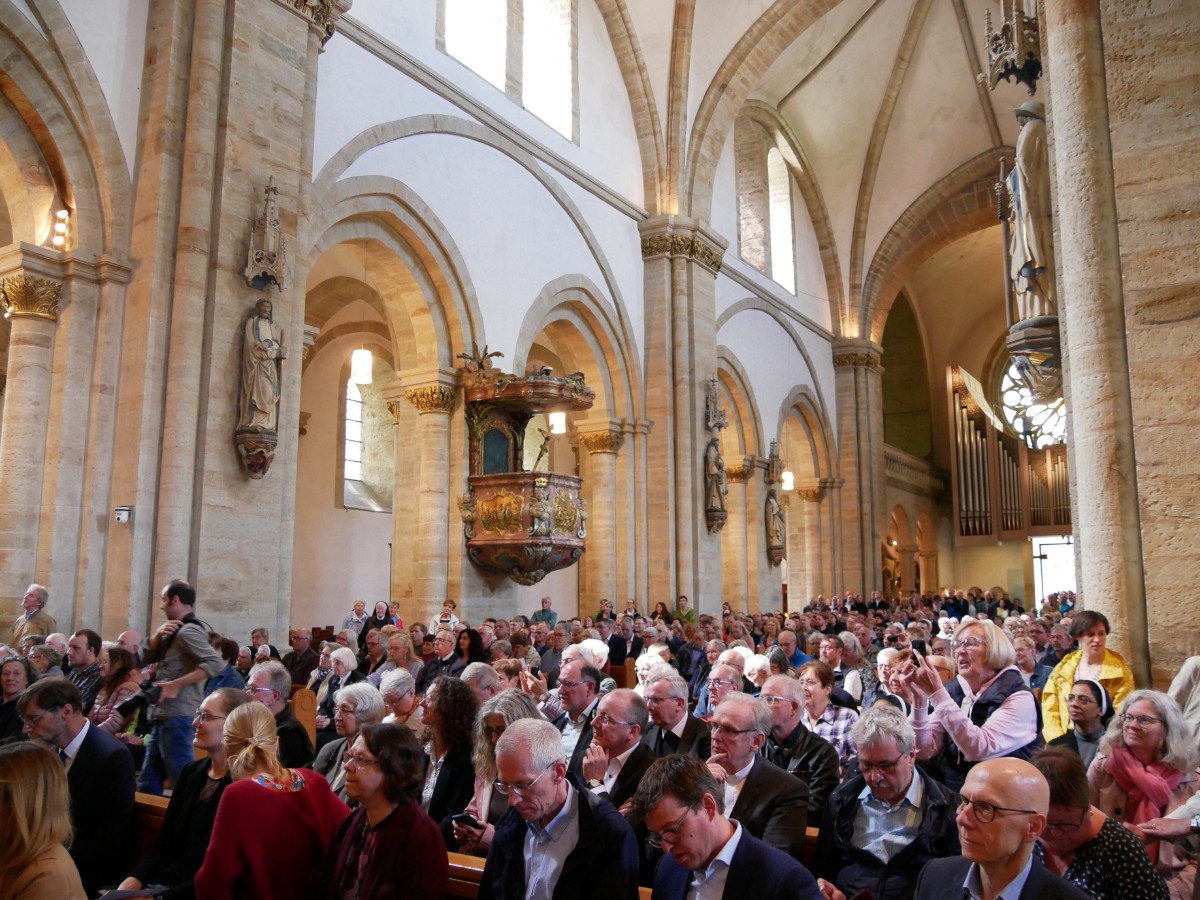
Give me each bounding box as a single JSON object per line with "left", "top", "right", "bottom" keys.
{"left": 414, "top": 627, "right": 466, "bottom": 694}
{"left": 581, "top": 689, "right": 657, "bottom": 810}
{"left": 19, "top": 677, "right": 135, "bottom": 895}
{"left": 547, "top": 658, "right": 601, "bottom": 778}
{"left": 633, "top": 754, "right": 821, "bottom": 900}
{"left": 758, "top": 675, "right": 841, "bottom": 814}
{"left": 708, "top": 692, "right": 810, "bottom": 861}
{"left": 598, "top": 619, "right": 628, "bottom": 668}
{"left": 913, "top": 757, "right": 1089, "bottom": 900}
{"left": 643, "top": 672, "right": 711, "bottom": 759}
{"left": 481, "top": 718, "right": 639, "bottom": 900}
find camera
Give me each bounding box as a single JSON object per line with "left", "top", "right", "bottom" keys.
{"left": 115, "top": 679, "right": 163, "bottom": 717}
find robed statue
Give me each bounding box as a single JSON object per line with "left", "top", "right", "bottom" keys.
{"left": 1007, "top": 101, "right": 1056, "bottom": 322}
{"left": 239, "top": 298, "right": 285, "bottom": 432}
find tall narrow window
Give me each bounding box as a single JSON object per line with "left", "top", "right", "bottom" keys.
{"left": 444, "top": 0, "right": 507, "bottom": 90}
{"left": 344, "top": 379, "right": 363, "bottom": 481}
{"left": 523, "top": 0, "right": 574, "bottom": 137}
{"left": 767, "top": 148, "right": 795, "bottom": 293}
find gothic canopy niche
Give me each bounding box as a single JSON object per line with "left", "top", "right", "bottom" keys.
{"left": 456, "top": 345, "right": 594, "bottom": 585}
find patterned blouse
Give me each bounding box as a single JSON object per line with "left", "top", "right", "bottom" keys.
{"left": 1034, "top": 814, "right": 1170, "bottom": 900}
{"left": 802, "top": 703, "right": 859, "bottom": 773}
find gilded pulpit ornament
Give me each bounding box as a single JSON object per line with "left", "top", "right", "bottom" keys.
{"left": 235, "top": 298, "right": 285, "bottom": 478}
{"left": 704, "top": 376, "right": 729, "bottom": 534}
{"left": 244, "top": 178, "right": 286, "bottom": 291}
{"left": 980, "top": 0, "right": 1041, "bottom": 95}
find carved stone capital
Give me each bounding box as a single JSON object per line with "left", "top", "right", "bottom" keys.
{"left": 284, "top": 0, "right": 344, "bottom": 44}
{"left": 639, "top": 217, "right": 728, "bottom": 274}
{"left": 405, "top": 385, "right": 457, "bottom": 415}
{"left": 796, "top": 485, "right": 825, "bottom": 502}
{"left": 0, "top": 273, "right": 61, "bottom": 321}
{"left": 580, "top": 431, "right": 623, "bottom": 454}
{"left": 727, "top": 465, "right": 748, "bottom": 483}
{"left": 832, "top": 339, "right": 883, "bottom": 372}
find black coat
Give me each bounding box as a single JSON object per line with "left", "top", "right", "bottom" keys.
{"left": 914, "top": 855, "right": 1090, "bottom": 900}
{"left": 652, "top": 824, "right": 821, "bottom": 900}
{"left": 728, "top": 754, "right": 811, "bottom": 861}
{"left": 641, "top": 715, "right": 712, "bottom": 760}
{"left": 68, "top": 723, "right": 135, "bottom": 895}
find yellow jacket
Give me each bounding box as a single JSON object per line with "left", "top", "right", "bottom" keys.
{"left": 1041, "top": 647, "right": 1136, "bottom": 742}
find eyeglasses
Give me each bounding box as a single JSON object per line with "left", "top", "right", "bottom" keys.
{"left": 593, "top": 712, "right": 638, "bottom": 728}
{"left": 558, "top": 678, "right": 587, "bottom": 689}
{"left": 19, "top": 707, "right": 60, "bottom": 724}
{"left": 344, "top": 752, "right": 379, "bottom": 770}
{"left": 1044, "top": 809, "right": 1087, "bottom": 833}
{"left": 759, "top": 694, "right": 789, "bottom": 706}
{"left": 709, "top": 721, "right": 757, "bottom": 737}
{"left": 706, "top": 678, "right": 735, "bottom": 690}
{"left": 193, "top": 708, "right": 226, "bottom": 723}
{"left": 645, "top": 695, "right": 680, "bottom": 706}
{"left": 245, "top": 686, "right": 276, "bottom": 696}
{"left": 1066, "top": 694, "right": 1096, "bottom": 705}
{"left": 485, "top": 724, "right": 507, "bottom": 739}
{"left": 957, "top": 797, "right": 1037, "bottom": 824}
{"left": 335, "top": 705, "right": 358, "bottom": 717}
{"left": 494, "top": 761, "right": 554, "bottom": 796}
{"left": 1120, "top": 713, "right": 1164, "bottom": 728}
{"left": 647, "top": 809, "right": 690, "bottom": 849}
{"left": 858, "top": 754, "right": 904, "bottom": 774}
{"left": 951, "top": 637, "right": 986, "bottom": 651}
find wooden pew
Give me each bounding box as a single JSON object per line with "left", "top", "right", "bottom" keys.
{"left": 290, "top": 687, "right": 317, "bottom": 747}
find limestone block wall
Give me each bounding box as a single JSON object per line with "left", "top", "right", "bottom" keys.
{"left": 1100, "top": 0, "right": 1200, "bottom": 680}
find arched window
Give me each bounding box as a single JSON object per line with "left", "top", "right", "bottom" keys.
{"left": 735, "top": 116, "right": 798, "bottom": 294}
{"left": 767, "top": 147, "right": 796, "bottom": 294}
{"left": 342, "top": 366, "right": 394, "bottom": 513}
{"left": 344, "top": 379, "right": 364, "bottom": 481}
{"left": 440, "top": 0, "right": 576, "bottom": 139}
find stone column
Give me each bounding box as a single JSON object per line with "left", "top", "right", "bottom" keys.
{"left": 917, "top": 551, "right": 939, "bottom": 593}
{"left": 393, "top": 368, "right": 458, "bottom": 627}
{"left": 832, "top": 341, "right": 885, "bottom": 595}
{"left": 797, "top": 482, "right": 827, "bottom": 601}
{"left": 896, "top": 545, "right": 917, "bottom": 595}
{"left": 1042, "top": 0, "right": 1149, "bottom": 683}
{"left": 578, "top": 420, "right": 623, "bottom": 611}
{"left": 0, "top": 246, "right": 62, "bottom": 615}
{"left": 723, "top": 460, "right": 751, "bottom": 611}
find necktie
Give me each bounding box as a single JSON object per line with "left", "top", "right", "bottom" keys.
{"left": 57, "top": 747, "right": 69, "bottom": 766}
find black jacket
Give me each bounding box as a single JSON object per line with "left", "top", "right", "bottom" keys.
{"left": 68, "top": 722, "right": 135, "bottom": 895}
{"left": 914, "top": 855, "right": 1089, "bottom": 900}
{"left": 763, "top": 719, "right": 842, "bottom": 814}
{"left": 641, "top": 714, "right": 712, "bottom": 759}
{"left": 728, "top": 754, "right": 811, "bottom": 861}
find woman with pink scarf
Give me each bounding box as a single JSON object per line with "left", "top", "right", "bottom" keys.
{"left": 1088, "top": 689, "right": 1198, "bottom": 899}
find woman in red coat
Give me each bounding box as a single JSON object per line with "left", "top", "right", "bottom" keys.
{"left": 196, "top": 701, "right": 348, "bottom": 899}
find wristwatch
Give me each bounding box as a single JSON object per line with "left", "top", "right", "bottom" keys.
{"left": 586, "top": 778, "right": 604, "bottom": 789}
{"left": 1190, "top": 814, "right": 1200, "bottom": 834}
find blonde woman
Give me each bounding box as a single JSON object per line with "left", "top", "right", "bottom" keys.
{"left": 196, "top": 701, "right": 348, "bottom": 898}
{"left": 0, "top": 742, "right": 86, "bottom": 899}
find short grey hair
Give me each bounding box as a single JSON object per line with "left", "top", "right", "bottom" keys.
{"left": 462, "top": 662, "right": 500, "bottom": 692}
{"left": 379, "top": 668, "right": 414, "bottom": 698}
{"left": 761, "top": 674, "right": 804, "bottom": 705}
{"left": 851, "top": 703, "right": 915, "bottom": 755}
{"left": 249, "top": 660, "right": 290, "bottom": 695}
{"left": 495, "top": 717, "right": 565, "bottom": 771}
{"left": 26, "top": 584, "right": 48, "bottom": 608}
{"left": 576, "top": 638, "right": 610, "bottom": 669}
{"left": 335, "top": 682, "right": 386, "bottom": 725}
{"left": 329, "top": 647, "right": 358, "bottom": 672}
{"left": 646, "top": 672, "right": 689, "bottom": 701}
{"left": 717, "top": 692, "right": 772, "bottom": 737}
{"left": 838, "top": 631, "right": 863, "bottom": 661}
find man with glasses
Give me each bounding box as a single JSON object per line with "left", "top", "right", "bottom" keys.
{"left": 642, "top": 672, "right": 711, "bottom": 759}
{"left": 282, "top": 627, "right": 319, "bottom": 685}
{"left": 633, "top": 754, "right": 821, "bottom": 899}
{"left": 582, "top": 689, "right": 656, "bottom": 811}
{"left": 707, "top": 692, "right": 810, "bottom": 861}
{"left": 415, "top": 627, "right": 466, "bottom": 694}
{"left": 481, "top": 718, "right": 639, "bottom": 900}
{"left": 813, "top": 704, "right": 960, "bottom": 900}
{"left": 244, "top": 659, "right": 315, "bottom": 766}
{"left": 913, "top": 757, "right": 1087, "bottom": 900}
{"left": 549, "top": 658, "right": 602, "bottom": 778}
{"left": 758, "top": 675, "right": 841, "bottom": 815}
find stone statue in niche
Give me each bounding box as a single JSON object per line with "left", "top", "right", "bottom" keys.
{"left": 765, "top": 489, "right": 785, "bottom": 566}
{"left": 1007, "top": 101, "right": 1056, "bottom": 323}
{"left": 239, "top": 298, "right": 285, "bottom": 431}
{"left": 528, "top": 482, "right": 553, "bottom": 537}
{"left": 705, "top": 438, "right": 727, "bottom": 512}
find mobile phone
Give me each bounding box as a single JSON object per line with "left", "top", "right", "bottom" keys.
{"left": 911, "top": 638, "right": 928, "bottom": 657}
{"left": 452, "top": 813, "right": 481, "bottom": 829}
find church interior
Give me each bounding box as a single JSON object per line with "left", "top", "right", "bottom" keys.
{"left": 0, "top": 0, "right": 1195, "bottom": 685}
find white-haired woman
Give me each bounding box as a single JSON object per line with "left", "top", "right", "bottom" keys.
{"left": 379, "top": 667, "right": 422, "bottom": 728}
{"left": 314, "top": 681, "right": 387, "bottom": 803}
{"left": 315, "top": 646, "right": 365, "bottom": 744}
{"left": 905, "top": 617, "right": 1040, "bottom": 791}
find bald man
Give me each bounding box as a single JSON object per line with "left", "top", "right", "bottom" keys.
{"left": 913, "top": 758, "right": 1088, "bottom": 900}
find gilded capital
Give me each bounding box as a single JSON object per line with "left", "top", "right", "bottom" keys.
{"left": 286, "top": 0, "right": 341, "bottom": 43}
{"left": 0, "top": 273, "right": 62, "bottom": 321}
{"left": 796, "top": 486, "right": 825, "bottom": 502}
{"left": 640, "top": 232, "right": 724, "bottom": 273}
{"left": 832, "top": 351, "right": 882, "bottom": 371}
{"left": 580, "top": 431, "right": 623, "bottom": 454}
{"left": 405, "top": 385, "right": 457, "bottom": 415}
{"left": 726, "top": 465, "right": 748, "bottom": 483}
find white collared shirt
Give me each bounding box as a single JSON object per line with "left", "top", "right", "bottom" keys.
{"left": 560, "top": 698, "right": 597, "bottom": 760}
{"left": 687, "top": 821, "right": 743, "bottom": 900}
{"left": 61, "top": 718, "right": 90, "bottom": 772}
{"left": 591, "top": 743, "right": 638, "bottom": 795}
{"left": 722, "top": 758, "right": 755, "bottom": 813}
{"left": 524, "top": 786, "right": 580, "bottom": 900}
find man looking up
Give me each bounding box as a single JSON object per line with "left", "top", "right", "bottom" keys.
{"left": 551, "top": 657, "right": 601, "bottom": 777}
{"left": 11, "top": 583, "right": 56, "bottom": 647}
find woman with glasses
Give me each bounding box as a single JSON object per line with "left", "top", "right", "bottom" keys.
{"left": 315, "top": 646, "right": 364, "bottom": 746}
{"left": 314, "top": 681, "right": 386, "bottom": 803}
{"left": 27, "top": 645, "right": 63, "bottom": 679}
{"left": 115, "top": 687, "right": 251, "bottom": 896}
{"left": 86, "top": 646, "right": 142, "bottom": 735}
{"left": 418, "top": 675, "right": 477, "bottom": 849}
{"left": 1042, "top": 610, "right": 1136, "bottom": 742}
{"left": 1087, "top": 690, "right": 1198, "bottom": 897}
{"left": 196, "top": 701, "right": 349, "bottom": 898}
{"left": 1031, "top": 746, "right": 1169, "bottom": 900}
{"left": 798, "top": 660, "right": 859, "bottom": 774}
{"left": 322, "top": 723, "right": 448, "bottom": 898}
{"left": 452, "top": 689, "right": 541, "bottom": 855}
{"left": 905, "top": 618, "right": 1041, "bottom": 791}
{"left": 379, "top": 668, "right": 422, "bottom": 727}
{"left": 1, "top": 655, "right": 36, "bottom": 741}
{"left": 1048, "top": 679, "right": 1114, "bottom": 769}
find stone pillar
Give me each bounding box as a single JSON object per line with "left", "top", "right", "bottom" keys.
{"left": 393, "top": 369, "right": 458, "bottom": 627}
{"left": 0, "top": 245, "right": 62, "bottom": 615}
{"left": 578, "top": 420, "right": 623, "bottom": 612}
{"left": 917, "top": 551, "right": 939, "bottom": 593}
{"left": 782, "top": 493, "right": 805, "bottom": 609}
{"left": 896, "top": 545, "right": 917, "bottom": 595}
{"left": 723, "top": 460, "right": 751, "bottom": 611}
{"left": 797, "top": 482, "right": 827, "bottom": 601}
{"left": 1043, "top": 0, "right": 1149, "bottom": 683}
{"left": 832, "top": 341, "right": 885, "bottom": 595}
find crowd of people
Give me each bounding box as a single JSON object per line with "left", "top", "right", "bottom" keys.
{"left": 2, "top": 582, "right": 1198, "bottom": 900}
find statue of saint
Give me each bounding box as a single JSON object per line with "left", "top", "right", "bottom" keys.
{"left": 239, "top": 298, "right": 285, "bottom": 432}
{"left": 765, "top": 491, "right": 784, "bottom": 547}
{"left": 1007, "top": 101, "right": 1056, "bottom": 322}
{"left": 529, "top": 484, "right": 553, "bottom": 537}
{"left": 704, "top": 437, "right": 727, "bottom": 514}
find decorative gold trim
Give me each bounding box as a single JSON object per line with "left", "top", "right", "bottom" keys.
{"left": 796, "top": 487, "right": 824, "bottom": 502}
{"left": 552, "top": 491, "right": 578, "bottom": 534}
{"left": 832, "top": 352, "right": 881, "bottom": 371}
{"left": 580, "top": 431, "right": 623, "bottom": 454}
{"left": 478, "top": 489, "right": 525, "bottom": 534}
{"left": 640, "top": 233, "right": 724, "bottom": 273}
{"left": 405, "top": 385, "right": 457, "bottom": 414}
{"left": 0, "top": 274, "right": 62, "bottom": 321}
{"left": 726, "top": 465, "right": 748, "bottom": 483}
{"left": 287, "top": 0, "right": 338, "bottom": 43}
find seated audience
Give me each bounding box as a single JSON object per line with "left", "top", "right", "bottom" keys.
{"left": 246, "top": 659, "right": 316, "bottom": 766}
{"left": 913, "top": 757, "right": 1088, "bottom": 900}
{"left": 1087, "top": 689, "right": 1199, "bottom": 896}
{"left": 283, "top": 628, "right": 320, "bottom": 686}
{"left": 492, "top": 658, "right": 523, "bottom": 691}
{"left": 116, "top": 686, "right": 252, "bottom": 896}
{"left": 415, "top": 629, "right": 466, "bottom": 694}
{"left": 315, "top": 647, "right": 365, "bottom": 746}
{"left": 798, "top": 660, "right": 859, "bottom": 775}
{"left": 479, "top": 718, "right": 640, "bottom": 900}
{"left": 66, "top": 629, "right": 104, "bottom": 714}
{"left": 581, "top": 688, "right": 657, "bottom": 811}
{"left": 368, "top": 631, "right": 423, "bottom": 687}
{"left": 820, "top": 635, "right": 864, "bottom": 704}
{"left": 454, "top": 689, "right": 543, "bottom": 855}
{"left": 28, "top": 644, "right": 64, "bottom": 679}
{"left": 815, "top": 704, "right": 960, "bottom": 900}
{"left": 322, "top": 723, "right": 449, "bottom": 899}
{"left": 0, "top": 741, "right": 86, "bottom": 900}
{"left": 634, "top": 754, "right": 821, "bottom": 900}
{"left": 1031, "top": 746, "right": 1169, "bottom": 900}
{"left": 419, "top": 675, "right": 478, "bottom": 848}
{"left": 643, "top": 671, "right": 712, "bottom": 759}
{"left": 196, "top": 701, "right": 349, "bottom": 898}
{"left": 314, "top": 681, "right": 387, "bottom": 803}
{"left": 1014, "top": 636, "right": 1053, "bottom": 692}
{"left": 1042, "top": 610, "right": 1135, "bottom": 743}
{"left": 462, "top": 661, "right": 501, "bottom": 704}
{"left": 306, "top": 641, "right": 334, "bottom": 695}
{"left": 359, "top": 603, "right": 394, "bottom": 652}
{"left": 758, "top": 674, "right": 841, "bottom": 815}
{"left": 1047, "top": 679, "right": 1113, "bottom": 769}
{"left": 744, "top": 653, "right": 772, "bottom": 690}
{"left": 86, "top": 645, "right": 142, "bottom": 735}
{"left": 205, "top": 636, "right": 246, "bottom": 694}
{"left": 1, "top": 654, "right": 36, "bottom": 741}
{"left": 379, "top": 668, "right": 422, "bottom": 728}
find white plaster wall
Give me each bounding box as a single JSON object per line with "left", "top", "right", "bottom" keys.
{"left": 687, "top": 0, "right": 774, "bottom": 131}
{"left": 58, "top": 0, "right": 148, "bottom": 178}
{"left": 292, "top": 332, "right": 393, "bottom": 629}
{"left": 342, "top": 134, "right": 616, "bottom": 362}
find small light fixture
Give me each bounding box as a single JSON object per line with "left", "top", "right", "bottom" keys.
{"left": 548, "top": 412, "right": 567, "bottom": 434}
{"left": 51, "top": 209, "right": 69, "bottom": 248}
{"left": 351, "top": 240, "right": 373, "bottom": 384}
{"left": 781, "top": 469, "right": 795, "bottom": 491}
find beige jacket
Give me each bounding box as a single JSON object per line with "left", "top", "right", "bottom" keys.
{"left": 11, "top": 845, "right": 87, "bottom": 900}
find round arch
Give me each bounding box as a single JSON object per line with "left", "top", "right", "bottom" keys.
{"left": 716, "top": 347, "right": 765, "bottom": 459}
